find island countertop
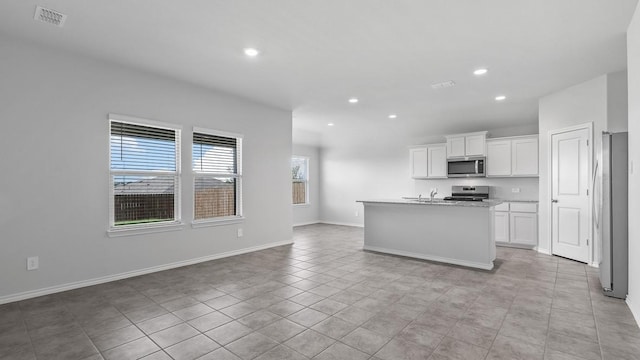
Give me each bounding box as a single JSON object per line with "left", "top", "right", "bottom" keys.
{"left": 357, "top": 198, "right": 503, "bottom": 207}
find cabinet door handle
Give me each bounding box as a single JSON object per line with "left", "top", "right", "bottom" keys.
{"left": 551, "top": 199, "right": 558, "bottom": 203}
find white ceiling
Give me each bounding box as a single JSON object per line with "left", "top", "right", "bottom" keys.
{"left": 0, "top": 0, "right": 637, "bottom": 146}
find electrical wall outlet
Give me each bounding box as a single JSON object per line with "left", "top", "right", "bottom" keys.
{"left": 355, "top": 211, "right": 359, "bottom": 217}
{"left": 237, "top": 228, "right": 243, "bottom": 238}
{"left": 511, "top": 188, "right": 521, "bottom": 193}
{"left": 27, "top": 256, "right": 39, "bottom": 271}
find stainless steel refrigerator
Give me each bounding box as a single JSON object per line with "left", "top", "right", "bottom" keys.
{"left": 597, "top": 132, "right": 628, "bottom": 299}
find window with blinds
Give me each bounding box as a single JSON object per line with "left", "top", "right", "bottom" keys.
{"left": 192, "top": 129, "right": 242, "bottom": 221}
{"left": 292, "top": 156, "right": 309, "bottom": 205}
{"left": 109, "top": 116, "right": 181, "bottom": 228}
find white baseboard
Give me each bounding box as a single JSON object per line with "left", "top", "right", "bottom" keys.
{"left": 535, "top": 247, "right": 551, "bottom": 255}
{"left": 363, "top": 245, "right": 494, "bottom": 271}
{"left": 0, "top": 239, "right": 293, "bottom": 305}
{"left": 320, "top": 221, "right": 364, "bottom": 228}
{"left": 627, "top": 295, "right": 640, "bottom": 328}
{"left": 293, "top": 221, "right": 321, "bottom": 227}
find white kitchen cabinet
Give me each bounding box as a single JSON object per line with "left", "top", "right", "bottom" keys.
{"left": 446, "top": 136, "right": 466, "bottom": 157}
{"left": 511, "top": 137, "right": 539, "bottom": 176}
{"left": 510, "top": 212, "right": 538, "bottom": 246}
{"left": 409, "top": 147, "right": 428, "bottom": 179}
{"left": 486, "top": 135, "right": 538, "bottom": 177}
{"left": 494, "top": 211, "right": 510, "bottom": 243}
{"left": 427, "top": 144, "right": 447, "bottom": 178}
{"left": 486, "top": 140, "right": 512, "bottom": 176}
{"left": 465, "top": 134, "right": 486, "bottom": 156}
{"left": 495, "top": 202, "right": 538, "bottom": 248}
{"left": 446, "top": 131, "right": 487, "bottom": 158}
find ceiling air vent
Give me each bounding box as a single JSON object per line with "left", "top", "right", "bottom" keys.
{"left": 431, "top": 80, "right": 456, "bottom": 90}
{"left": 34, "top": 6, "right": 67, "bottom": 27}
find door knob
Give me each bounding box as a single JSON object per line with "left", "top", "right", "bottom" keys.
{"left": 552, "top": 199, "right": 558, "bottom": 203}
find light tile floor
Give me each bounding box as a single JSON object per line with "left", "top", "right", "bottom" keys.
{"left": 1, "top": 224, "right": 639, "bottom": 360}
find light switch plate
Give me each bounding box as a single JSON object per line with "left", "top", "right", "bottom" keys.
{"left": 27, "top": 256, "right": 39, "bottom": 271}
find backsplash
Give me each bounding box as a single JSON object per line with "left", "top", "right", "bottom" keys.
{"left": 413, "top": 177, "right": 539, "bottom": 201}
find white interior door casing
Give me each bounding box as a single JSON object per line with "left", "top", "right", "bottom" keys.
{"left": 551, "top": 126, "right": 591, "bottom": 263}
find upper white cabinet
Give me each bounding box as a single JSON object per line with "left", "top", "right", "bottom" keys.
{"left": 427, "top": 144, "right": 447, "bottom": 178}
{"left": 447, "top": 137, "right": 466, "bottom": 157}
{"left": 511, "top": 137, "right": 539, "bottom": 176}
{"left": 486, "top": 140, "right": 512, "bottom": 176}
{"left": 409, "top": 147, "right": 428, "bottom": 179}
{"left": 486, "top": 135, "right": 538, "bottom": 177}
{"left": 410, "top": 144, "right": 447, "bottom": 179}
{"left": 465, "top": 134, "right": 486, "bottom": 156}
{"left": 446, "top": 131, "right": 487, "bottom": 158}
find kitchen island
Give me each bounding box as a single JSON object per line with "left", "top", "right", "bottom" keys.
{"left": 357, "top": 199, "right": 500, "bottom": 270}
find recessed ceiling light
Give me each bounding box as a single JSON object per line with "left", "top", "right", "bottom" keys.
{"left": 473, "top": 68, "right": 488, "bottom": 75}
{"left": 495, "top": 95, "right": 506, "bottom": 101}
{"left": 327, "top": 123, "right": 334, "bottom": 126}
{"left": 388, "top": 114, "right": 397, "bottom": 119}
{"left": 348, "top": 98, "right": 359, "bottom": 104}
{"left": 243, "top": 48, "right": 259, "bottom": 57}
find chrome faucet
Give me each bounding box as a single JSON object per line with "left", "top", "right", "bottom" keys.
{"left": 418, "top": 194, "right": 422, "bottom": 202}
{"left": 430, "top": 188, "right": 438, "bottom": 201}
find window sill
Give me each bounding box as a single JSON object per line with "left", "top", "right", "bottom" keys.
{"left": 191, "top": 216, "right": 245, "bottom": 228}
{"left": 293, "top": 203, "right": 310, "bottom": 207}
{"left": 107, "top": 222, "right": 185, "bottom": 238}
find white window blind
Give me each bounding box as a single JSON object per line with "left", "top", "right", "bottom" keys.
{"left": 193, "top": 130, "right": 242, "bottom": 221}
{"left": 109, "top": 117, "right": 181, "bottom": 228}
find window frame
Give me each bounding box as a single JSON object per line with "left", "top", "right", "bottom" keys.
{"left": 191, "top": 127, "right": 244, "bottom": 227}
{"left": 292, "top": 155, "right": 310, "bottom": 206}
{"left": 107, "top": 114, "right": 183, "bottom": 237}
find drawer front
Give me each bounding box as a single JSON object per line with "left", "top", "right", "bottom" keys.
{"left": 510, "top": 202, "right": 537, "bottom": 213}
{"left": 494, "top": 202, "right": 510, "bottom": 212}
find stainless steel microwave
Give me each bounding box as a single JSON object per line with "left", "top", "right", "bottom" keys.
{"left": 447, "top": 157, "right": 486, "bottom": 177}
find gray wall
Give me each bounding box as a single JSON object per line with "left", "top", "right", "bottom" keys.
{"left": 538, "top": 71, "right": 627, "bottom": 264}
{"left": 627, "top": 4, "right": 640, "bottom": 325}
{"left": 292, "top": 143, "right": 321, "bottom": 225}
{"left": 0, "top": 36, "right": 293, "bottom": 302}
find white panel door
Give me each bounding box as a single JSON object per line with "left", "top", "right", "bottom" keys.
{"left": 512, "top": 137, "right": 539, "bottom": 176}
{"left": 427, "top": 145, "right": 447, "bottom": 178}
{"left": 410, "top": 147, "right": 428, "bottom": 178}
{"left": 487, "top": 140, "right": 512, "bottom": 176}
{"left": 494, "top": 211, "right": 510, "bottom": 243}
{"left": 551, "top": 127, "right": 590, "bottom": 262}
{"left": 447, "top": 137, "right": 465, "bottom": 157}
{"left": 465, "top": 134, "right": 486, "bottom": 156}
{"left": 510, "top": 212, "right": 538, "bottom": 246}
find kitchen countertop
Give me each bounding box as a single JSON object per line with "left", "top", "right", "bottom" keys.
{"left": 493, "top": 199, "right": 539, "bottom": 203}
{"left": 357, "top": 198, "right": 503, "bottom": 207}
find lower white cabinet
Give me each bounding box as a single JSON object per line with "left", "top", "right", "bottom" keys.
{"left": 510, "top": 212, "right": 538, "bottom": 246}
{"left": 494, "top": 211, "right": 510, "bottom": 243}
{"left": 494, "top": 202, "right": 538, "bottom": 248}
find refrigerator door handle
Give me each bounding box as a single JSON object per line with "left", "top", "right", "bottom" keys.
{"left": 592, "top": 160, "right": 600, "bottom": 228}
